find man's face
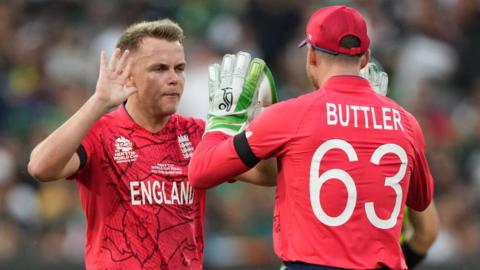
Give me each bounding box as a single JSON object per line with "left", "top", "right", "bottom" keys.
{"left": 129, "top": 37, "right": 186, "bottom": 117}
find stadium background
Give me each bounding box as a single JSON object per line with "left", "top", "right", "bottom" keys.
{"left": 0, "top": 0, "right": 479, "bottom": 269}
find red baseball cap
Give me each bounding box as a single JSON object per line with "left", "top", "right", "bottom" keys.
{"left": 298, "top": 5, "right": 370, "bottom": 56}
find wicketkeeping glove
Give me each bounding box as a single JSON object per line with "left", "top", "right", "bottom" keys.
{"left": 360, "top": 60, "right": 389, "bottom": 96}
{"left": 206, "top": 51, "right": 277, "bottom": 136}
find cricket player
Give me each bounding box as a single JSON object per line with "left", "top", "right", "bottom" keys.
{"left": 27, "top": 19, "right": 275, "bottom": 270}
{"left": 189, "top": 5, "right": 434, "bottom": 269}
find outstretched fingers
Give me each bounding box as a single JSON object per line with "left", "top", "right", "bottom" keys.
{"left": 116, "top": 50, "right": 130, "bottom": 75}
{"left": 107, "top": 48, "right": 121, "bottom": 72}
{"left": 208, "top": 63, "right": 220, "bottom": 102}
{"left": 118, "top": 57, "right": 132, "bottom": 82}
{"left": 98, "top": 50, "right": 107, "bottom": 75}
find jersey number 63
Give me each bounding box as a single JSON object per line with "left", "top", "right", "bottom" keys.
{"left": 310, "top": 139, "right": 407, "bottom": 229}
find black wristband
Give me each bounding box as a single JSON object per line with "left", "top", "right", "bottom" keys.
{"left": 401, "top": 242, "right": 426, "bottom": 269}
{"left": 76, "top": 145, "right": 87, "bottom": 170}
{"left": 233, "top": 131, "right": 260, "bottom": 168}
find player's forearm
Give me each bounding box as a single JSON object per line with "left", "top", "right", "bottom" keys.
{"left": 408, "top": 202, "right": 440, "bottom": 254}
{"left": 189, "top": 132, "right": 249, "bottom": 189}
{"left": 236, "top": 158, "right": 277, "bottom": 186}
{"left": 28, "top": 95, "right": 109, "bottom": 180}
{"left": 408, "top": 233, "right": 435, "bottom": 256}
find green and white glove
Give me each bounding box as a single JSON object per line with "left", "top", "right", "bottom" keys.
{"left": 249, "top": 62, "right": 278, "bottom": 120}
{"left": 206, "top": 51, "right": 277, "bottom": 136}
{"left": 360, "top": 60, "right": 389, "bottom": 96}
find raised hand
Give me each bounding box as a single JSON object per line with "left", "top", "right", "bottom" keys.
{"left": 93, "top": 48, "right": 138, "bottom": 110}
{"left": 359, "top": 61, "right": 389, "bottom": 96}
{"left": 206, "top": 51, "right": 276, "bottom": 136}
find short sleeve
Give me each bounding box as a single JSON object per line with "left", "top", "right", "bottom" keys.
{"left": 66, "top": 122, "right": 101, "bottom": 181}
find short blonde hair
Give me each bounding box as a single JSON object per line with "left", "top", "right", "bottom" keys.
{"left": 116, "top": 19, "right": 184, "bottom": 52}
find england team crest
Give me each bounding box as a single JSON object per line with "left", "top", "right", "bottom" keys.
{"left": 177, "top": 134, "right": 194, "bottom": 159}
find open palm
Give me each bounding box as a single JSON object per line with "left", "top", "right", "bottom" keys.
{"left": 94, "top": 48, "right": 138, "bottom": 110}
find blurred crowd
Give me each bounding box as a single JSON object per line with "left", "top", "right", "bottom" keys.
{"left": 0, "top": 0, "right": 479, "bottom": 269}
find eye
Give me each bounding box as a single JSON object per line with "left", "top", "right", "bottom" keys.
{"left": 151, "top": 64, "right": 169, "bottom": 72}
{"left": 175, "top": 64, "right": 186, "bottom": 72}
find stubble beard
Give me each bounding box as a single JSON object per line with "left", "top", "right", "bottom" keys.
{"left": 156, "top": 97, "right": 180, "bottom": 117}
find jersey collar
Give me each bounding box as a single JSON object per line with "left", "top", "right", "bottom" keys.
{"left": 114, "top": 103, "right": 177, "bottom": 135}
{"left": 322, "top": 75, "right": 374, "bottom": 93}
{"left": 115, "top": 103, "right": 136, "bottom": 128}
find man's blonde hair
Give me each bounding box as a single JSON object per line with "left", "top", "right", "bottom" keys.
{"left": 116, "top": 19, "right": 184, "bottom": 52}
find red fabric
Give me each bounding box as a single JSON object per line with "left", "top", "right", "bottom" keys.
{"left": 188, "top": 131, "right": 248, "bottom": 189}
{"left": 190, "top": 76, "right": 434, "bottom": 269}
{"left": 299, "top": 5, "right": 370, "bottom": 55}
{"left": 70, "top": 105, "right": 206, "bottom": 270}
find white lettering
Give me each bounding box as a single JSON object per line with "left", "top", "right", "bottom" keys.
{"left": 189, "top": 185, "right": 194, "bottom": 204}
{"left": 181, "top": 182, "right": 188, "bottom": 204}
{"left": 326, "top": 103, "right": 337, "bottom": 125}
{"left": 130, "top": 182, "right": 141, "bottom": 205}
{"left": 350, "top": 105, "right": 360, "bottom": 128}
{"left": 153, "top": 181, "right": 162, "bottom": 204}
{"left": 141, "top": 181, "right": 152, "bottom": 205}
{"left": 171, "top": 182, "right": 180, "bottom": 204}
{"left": 371, "top": 107, "right": 382, "bottom": 129}
{"left": 393, "top": 109, "right": 404, "bottom": 131}
{"left": 382, "top": 107, "right": 393, "bottom": 130}
{"left": 162, "top": 181, "right": 172, "bottom": 204}
{"left": 360, "top": 106, "right": 370, "bottom": 128}
{"left": 339, "top": 104, "right": 349, "bottom": 127}
{"left": 130, "top": 180, "right": 194, "bottom": 206}
{"left": 324, "top": 103, "right": 405, "bottom": 131}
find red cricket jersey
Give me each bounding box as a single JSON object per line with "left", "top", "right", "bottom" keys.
{"left": 69, "top": 105, "right": 206, "bottom": 270}
{"left": 189, "top": 76, "right": 434, "bottom": 270}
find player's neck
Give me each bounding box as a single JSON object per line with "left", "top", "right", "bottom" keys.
{"left": 125, "top": 100, "right": 170, "bottom": 133}
{"left": 317, "top": 66, "right": 360, "bottom": 88}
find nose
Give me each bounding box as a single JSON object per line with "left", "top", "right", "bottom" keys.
{"left": 167, "top": 69, "right": 180, "bottom": 85}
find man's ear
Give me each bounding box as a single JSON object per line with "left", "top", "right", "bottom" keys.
{"left": 307, "top": 46, "right": 318, "bottom": 67}
{"left": 127, "top": 75, "right": 135, "bottom": 87}
{"left": 360, "top": 49, "right": 371, "bottom": 69}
